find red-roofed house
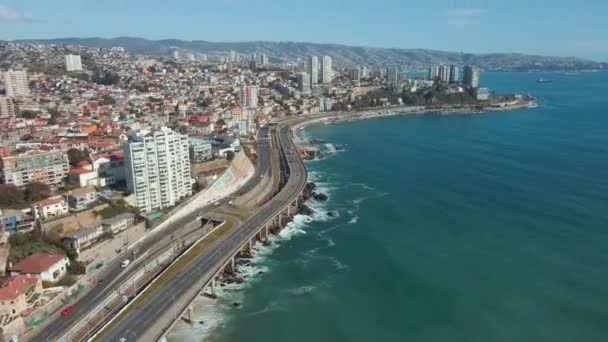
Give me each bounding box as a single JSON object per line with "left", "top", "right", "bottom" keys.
{"left": 31, "top": 196, "right": 68, "bottom": 220}
{"left": 11, "top": 253, "right": 70, "bottom": 282}
{"left": 0, "top": 274, "right": 42, "bottom": 319}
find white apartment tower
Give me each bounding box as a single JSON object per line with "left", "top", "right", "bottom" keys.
{"left": 3, "top": 69, "right": 30, "bottom": 97}
{"left": 240, "top": 85, "right": 258, "bottom": 108}
{"left": 0, "top": 96, "right": 15, "bottom": 118}
{"left": 124, "top": 128, "right": 192, "bottom": 213}
{"left": 308, "top": 56, "right": 319, "bottom": 85}
{"left": 64, "top": 54, "right": 83, "bottom": 72}
{"left": 464, "top": 65, "right": 481, "bottom": 88}
{"left": 297, "top": 72, "right": 311, "bottom": 94}
{"left": 321, "top": 56, "right": 332, "bottom": 84}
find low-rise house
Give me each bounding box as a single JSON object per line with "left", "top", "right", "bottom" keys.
{"left": 62, "top": 224, "right": 103, "bottom": 250}
{"left": 11, "top": 253, "right": 70, "bottom": 282}
{"left": 0, "top": 232, "right": 9, "bottom": 276}
{"left": 0, "top": 274, "right": 42, "bottom": 319}
{"left": 102, "top": 212, "right": 135, "bottom": 234}
{"left": 0, "top": 209, "right": 35, "bottom": 234}
{"left": 65, "top": 186, "right": 97, "bottom": 212}
{"left": 31, "top": 197, "right": 68, "bottom": 220}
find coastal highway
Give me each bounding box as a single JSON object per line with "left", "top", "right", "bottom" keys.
{"left": 101, "top": 123, "right": 307, "bottom": 341}
{"left": 34, "top": 127, "right": 272, "bottom": 342}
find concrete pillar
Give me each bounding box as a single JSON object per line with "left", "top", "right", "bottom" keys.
{"left": 210, "top": 278, "right": 217, "bottom": 297}
{"left": 287, "top": 205, "right": 291, "bottom": 217}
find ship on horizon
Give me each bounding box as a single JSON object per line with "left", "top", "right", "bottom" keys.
{"left": 537, "top": 78, "right": 554, "bottom": 83}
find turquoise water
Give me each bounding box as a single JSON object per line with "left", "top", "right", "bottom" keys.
{"left": 176, "top": 72, "right": 608, "bottom": 341}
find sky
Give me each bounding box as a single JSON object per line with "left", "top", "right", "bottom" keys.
{"left": 1, "top": 0, "right": 607, "bottom": 61}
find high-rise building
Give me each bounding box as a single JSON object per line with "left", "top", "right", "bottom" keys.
{"left": 387, "top": 66, "right": 400, "bottom": 85}
{"left": 449, "top": 65, "right": 460, "bottom": 83}
{"left": 439, "top": 64, "right": 451, "bottom": 83}
{"left": 0, "top": 96, "right": 15, "bottom": 118}
{"left": 64, "top": 54, "right": 83, "bottom": 72}
{"left": 186, "top": 53, "right": 196, "bottom": 61}
{"left": 428, "top": 65, "right": 440, "bottom": 80}
{"left": 321, "top": 56, "right": 332, "bottom": 84}
{"left": 240, "top": 85, "right": 258, "bottom": 108}
{"left": 229, "top": 50, "right": 237, "bottom": 62}
{"left": 3, "top": 70, "right": 30, "bottom": 97}
{"left": 350, "top": 68, "right": 361, "bottom": 85}
{"left": 124, "top": 127, "right": 192, "bottom": 213}
{"left": 200, "top": 54, "right": 208, "bottom": 62}
{"left": 361, "top": 66, "right": 369, "bottom": 79}
{"left": 308, "top": 56, "right": 319, "bottom": 85}
{"left": 0, "top": 150, "right": 69, "bottom": 187}
{"left": 463, "top": 65, "right": 481, "bottom": 88}
{"left": 260, "top": 54, "right": 269, "bottom": 65}
{"left": 251, "top": 53, "right": 257, "bottom": 62}
{"left": 297, "top": 72, "right": 311, "bottom": 94}
{"left": 172, "top": 50, "right": 180, "bottom": 60}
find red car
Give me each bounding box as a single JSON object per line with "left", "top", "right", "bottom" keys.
{"left": 62, "top": 305, "right": 74, "bottom": 316}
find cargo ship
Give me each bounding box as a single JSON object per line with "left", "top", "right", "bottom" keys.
{"left": 536, "top": 78, "right": 553, "bottom": 83}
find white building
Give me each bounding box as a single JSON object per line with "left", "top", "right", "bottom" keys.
{"left": 260, "top": 54, "right": 269, "bottom": 65}
{"left": 464, "top": 65, "right": 481, "bottom": 88}
{"left": 3, "top": 69, "right": 29, "bottom": 97}
{"left": 0, "top": 96, "right": 15, "bottom": 118}
{"left": 124, "top": 127, "right": 192, "bottom": 213}
{"left": 449, "top": 65, "right": 460, "bottom": 83}
{"left": 428, "top": 65, "right": 440, "bottom": 80}
{"left": 11, "top": 253, "right": 70, "bottom": 283}
{"left": 240, "top": 85, "right": 258, "bottom": 108}
{"left": 321, "top": 56, "right": 332, "bottom": 84}
{"left": 64, "top": 54, "right": 83, "bottom": 72}
{"left": 31, "top": 197, "right": 68, "bottom": 220}
{"left": 308, "top": 56, "right": 319, "bottom": 85}
{"left": 297, "top": 72, "right": 311, "bottom": 94}
{"left": 439, "top": 64, "right": 451, "bottom": 83}
{"left": 387, "top": 66, "right": 399, "bottom": 86}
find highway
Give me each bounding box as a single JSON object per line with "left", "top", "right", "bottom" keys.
{"left": 101, "top": 123, "right": 308, "bottom": 341}
{"left": 34, "top": 127, "right": 272, "bottom": 342}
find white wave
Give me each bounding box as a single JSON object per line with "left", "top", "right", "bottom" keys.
{"left": 330, "top": 257, "right": 350, "bottom": 271}
{"left": 324, "top": 143, "right": 337, "bottom": 153}
{"left": 348, "top": 216, "right": 358, "bottom": 224}
{"left": 288, "top": 285, "right": 318, "bottom": 296}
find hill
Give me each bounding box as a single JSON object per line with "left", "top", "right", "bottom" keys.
{"left": 11, "top": 37, "right": 607, "bottom": 71}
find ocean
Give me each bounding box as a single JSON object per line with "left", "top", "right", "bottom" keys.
{"left": 168, "top": 72, "right": 608, "bottom": 342}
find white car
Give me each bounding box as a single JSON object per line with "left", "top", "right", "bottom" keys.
{"left": 214, "top": 201, "right": 220, "bottom": 206}
{"left": 121, "top": 259, "right": 131, "bottom": 268}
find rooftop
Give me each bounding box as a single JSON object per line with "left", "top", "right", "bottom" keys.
{"left": 12, "top": 253, "right": 66, "bottom": 274}
{"left": 0, "top": 274, "right": 38, "bottom": 301}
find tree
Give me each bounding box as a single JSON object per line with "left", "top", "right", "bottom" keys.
{"left": 0, "top": 184, "right": 25, "bottom": 208}
{"left": 216, "top": 118, "right": 226, "bottom": 126}
{"left": 24, "top": 182, "right": 52, "bottom": 203}
{"left": 225, "top": 151, "right": 236, "bottom": 161}
{"left": 67, "top": 148, "right": 86, "bottom": 166}
{"left": 92, "top": 71, "right": 120, "bottom": 86}
{"left": 67, "top": 261, "right": 85, "bottom": 274}
{"left": 20, "top": 110, "right": 39, "bottom": 119}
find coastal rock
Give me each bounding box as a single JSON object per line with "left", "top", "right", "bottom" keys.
{"left": 232, "top": 302, "right": 241, "bottom": 308}
{"left": 303, "top": 182, "right": 317, "bottom": 200}
{"left": 327, "top": 211, "right": 338, "bottom": 218}
{"left": 199, "top": 321, "right": 205, "bottom": 325}
{"left": 313, "top": 192, "right": 328, "bottom": 201}
{"left": 300, "top": 204, "right": 314, "bottom": 216}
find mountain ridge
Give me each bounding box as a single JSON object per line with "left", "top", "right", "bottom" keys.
{"left": 9, "top": 37, "right": 607, "bottom": 71}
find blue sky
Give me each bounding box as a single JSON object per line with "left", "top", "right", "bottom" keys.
{"left": 1, "top": 0, "right": 607, "bottom": 61}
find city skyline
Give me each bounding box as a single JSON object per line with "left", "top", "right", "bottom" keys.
{"left": 0, "top": 0, "right": 607, "bottom": 61}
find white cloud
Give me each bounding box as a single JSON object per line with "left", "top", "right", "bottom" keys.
{"left": 446, "top": 8, "right": 486, "bottom": 25}
{"left": 0, "top": 6, "right": 41, "bottom": 22}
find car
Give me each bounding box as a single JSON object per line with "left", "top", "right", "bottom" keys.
{"left": 214, "top": 201, "right": 220, "bottom": 206}
{"left": 228, "top": 200, "right": 233, "bottom": 205}
{"left": 62, "top": 305, "right": 74, "bottom": 316}
{"left": 121, "top": 259, "right": 131, "bottom": 268}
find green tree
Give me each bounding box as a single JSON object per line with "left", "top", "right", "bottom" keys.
{"left": 0, "top": 184, "right": 25, "bottom": 208}
{"left": 67, "top": 261, "right": 86, "bottom": 274}
{"left": 24, "top": 182, "right": 52, "bottom": 203}
{"left": 225, "top": 151, "right": 236, "bottom": 161}
{"left": 67, "top": 148, "right": 86, "bottom": 166}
